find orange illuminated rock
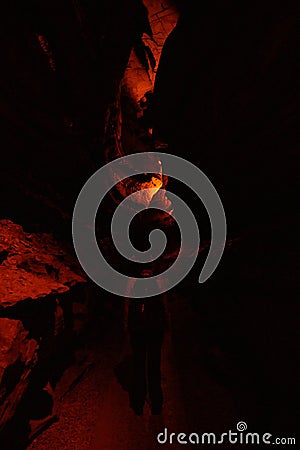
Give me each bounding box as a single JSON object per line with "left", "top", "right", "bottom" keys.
{"left": 0, "top": 220, "right": 86, "bottom": 308}
{"left": 0, "top": 318, "right": 38, "bottom": 431}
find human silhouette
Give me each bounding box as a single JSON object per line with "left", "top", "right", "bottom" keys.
{"left": 125, "top": 272, "right": 168, "bottom": 416}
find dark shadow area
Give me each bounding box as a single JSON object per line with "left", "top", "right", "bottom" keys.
{"left": 0, "top": 0, "right": 298, "bottom": 448}
{"left": 150, "top": 0, "right": 299, "bottom": 440}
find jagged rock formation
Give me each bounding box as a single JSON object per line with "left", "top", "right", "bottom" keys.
{"left": 0, "top": 319, "right": 38, "bottom": 432}
{"left": 0, "top": 220, "right": 89, "bottom": 439}
{"left": 0, "top": 1, "right": 179, "bottom": 440}
{"left": 123, "top": 0, "right": 179, "bottom": 103}
{"left": 0, "top": 220, "right": 86, "bottom": 308}
{"left": 0, "top": 0, "right": 298, "bottom": 443}
{"left": 104, "top": 0, "right": 179, "bottom": 210}
{"left": 1, "top": 0, "right": 163, "bottom": 233}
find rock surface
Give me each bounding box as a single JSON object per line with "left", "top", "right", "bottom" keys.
{"left": 0, "top": 220, "right": 86, "bottom": 308}
{"left": 0, "top": 318, "right": 38, "bottom": 431}
{"left": 0, "top": 219, "right": 89, "bottom": 440}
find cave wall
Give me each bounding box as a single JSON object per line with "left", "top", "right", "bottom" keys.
{"left": 151, "top": 0, "right": 299, "bottom": 432}
{"left": 0, "top": 0, "right": 157, "bottom": 439}
{"left": 152, "top": 1, "right": 298, "bottom": 228}
{"left": 0, "top": 220, "right": 89, "bottom": 441}
{"left": 0, "top": 0, "right": 298, "bottom": 440}
{"left": 0, "top": 0, "right": 156, "bottom": 234}
{"left": 0, "top": 0, "right": 179, "bottom": 441}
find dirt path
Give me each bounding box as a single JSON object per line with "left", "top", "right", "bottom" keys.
{"left": 28, "top": 293, "right": 240, "bottom": 450}
{"left": 89, "top": 329, "right": 187, "bottom": 450}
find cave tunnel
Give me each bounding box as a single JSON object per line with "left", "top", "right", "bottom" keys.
{"left": 0, "top": 1, "right": 299, "bottom": 449}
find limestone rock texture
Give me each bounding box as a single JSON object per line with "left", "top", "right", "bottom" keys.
{"left": 0, "top": 220, "right": 86, "bottom": 309}
{"left": 0, "top": 318, "right": 38, "bottom": 431}
{"left": 0, "top": 220, "right": 88, "bottom": 437}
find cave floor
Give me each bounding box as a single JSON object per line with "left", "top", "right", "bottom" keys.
{"left": 27, "top": 292, "right": 244, "bottom": 450}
